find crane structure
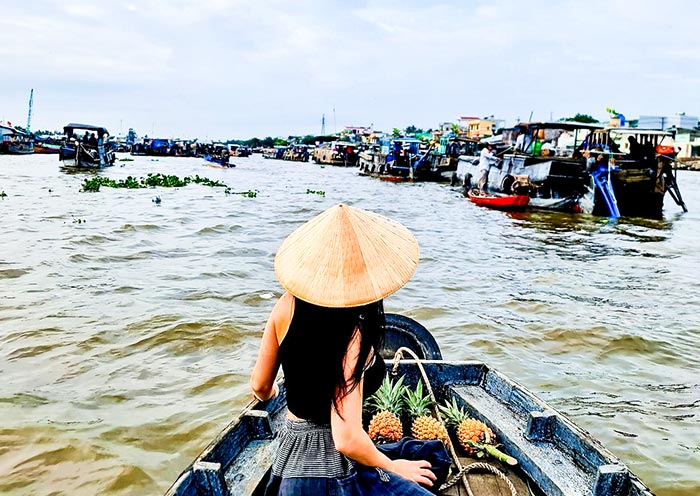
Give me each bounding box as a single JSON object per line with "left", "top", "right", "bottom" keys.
{"left": 26, "top": 89, "right": 34, "bottom": 132}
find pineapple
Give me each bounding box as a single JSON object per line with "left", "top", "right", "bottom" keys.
{"left": 439, "top": 397, "right": 516, "bottom": 465}
{"left": 405, "top": 380, "right": 450, "bottom": 445}
{"left": 366, "top": 375, "right": 406, "bottom": 443}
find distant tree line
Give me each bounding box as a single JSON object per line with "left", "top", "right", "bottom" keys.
{"left": 560, "top": 114, "right": 599, "bottom": 124}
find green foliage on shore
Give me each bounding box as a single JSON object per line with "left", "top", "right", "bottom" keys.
{"left": 561, "top": 113, "right": 599, "bottom": 123}
{"left": 80, "top": 173, "right": 228, "bottom": 192}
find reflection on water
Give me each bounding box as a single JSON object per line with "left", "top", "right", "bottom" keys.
{"left": 1, "top": 155, "right": 699, "bottom": 495}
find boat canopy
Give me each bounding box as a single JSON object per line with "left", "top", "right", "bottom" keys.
{"left": 313, "top": 135, "right": 339, "bottom": 143}
{"left": 517, "top": 121, "right": 604, "bottom": 131}
{"left": 606, "top": 128, "right": 673, "bottom": 137}
{"left": 63, "top": 123, "right": 110, "bottom": 136}
{"left": 0, "top": 125, "right": 30, "bottom": 136}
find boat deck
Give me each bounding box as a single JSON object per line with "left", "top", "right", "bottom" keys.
{"left": 166, "top": 361, "right": 654, "bottom": 496}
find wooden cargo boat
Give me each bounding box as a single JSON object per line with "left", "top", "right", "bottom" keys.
{"left": 165, "top": 314, "right": 653, "bottom": 496}
{"left": 281, "top": 145, "right": 310, "bottom": 162}
{"left": 228, "top": 144, "right": 252, "bottom": 157}
{"left": 0, "top": 125, "right": 34, "bottom": 154}
{"left": 59, "top": 123, "right": 115, "bottom": 168}
{"left": 312, "top": 140, "right": 358, "bottom": 166}
{"left": 467, "top": 190, "right": 530, "bottom": 211}
{"left": 33, "top": 136, "right": 62, "bottom": 154}
{"left": 204, "top": 144, "right": 233, "bottom": 167}
{"left": 455, "top": 122, "right": 686, "bottom": 218}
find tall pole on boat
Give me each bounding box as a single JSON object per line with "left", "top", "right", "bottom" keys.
{"left": 26, "top": 89, "right": 33, "bottom": 133}
{"left": 321, "top": 114, "right": 325, "bottom": 135}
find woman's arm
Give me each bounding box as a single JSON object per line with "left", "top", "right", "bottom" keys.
{"left": 249, "top": 293, "right": 293, "bottom": 401}
{"left": 330, "top": 332, "right": 436, "bottom": 487}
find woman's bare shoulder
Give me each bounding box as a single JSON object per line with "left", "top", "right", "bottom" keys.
{"left": 273, "top": 292, "right": 295, "bottom": 343}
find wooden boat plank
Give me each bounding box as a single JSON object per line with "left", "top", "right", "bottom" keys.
{"left": 441, "top": 457, "right": 532, "bottom": 496}
{"left": 224, "top": 410, "right": 286, "bottom": 494}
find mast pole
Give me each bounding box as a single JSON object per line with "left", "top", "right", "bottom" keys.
{"left": 26, "top": 88, "right": 34, "bottom": 132}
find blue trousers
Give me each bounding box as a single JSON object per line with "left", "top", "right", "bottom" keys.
{"left": 265, "top": 438, "right": 451, "bottom": 496}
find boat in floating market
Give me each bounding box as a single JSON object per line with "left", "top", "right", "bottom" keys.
{"left": 131, "top": 138, "right": 172, "bottom": 156}
{"left": 579, "top": 127, "right": 687, "bottom": 218}
{"left": 204, "top": 144, "right": 233, "bottom": 167}
{"left": 282, "top": 144, "right": 310, "bottom": 162}
{"left": 0, "top": 125, "right": 34, "bottom": 154}
{"left": 435, "top": 135, "right": 479, "bottom": 184}
{"left": 312, "top": 140, "right": 358, "bottom": 166}
{"left": 467, "top": 189, "right": 530, "bottom": 211}
{"left": 228, "top": 144, "right": 252, "bottom": 157}
{"left": 358, "top": 137, "right": 425, "bottom": 180}
{"left": 456, "top": 122, "right": 686, "bottom": 218}
{"left": 59, "top": 123, "right": 115, "bottom": 168}
{"left": 33, "top": 135, "right": 63, "bottom": 154}
{"left": 262, "top": 146, "right": 287, "bottom": 160}
{"left": 165, "top": 314, "right": 653, "bottom": 496}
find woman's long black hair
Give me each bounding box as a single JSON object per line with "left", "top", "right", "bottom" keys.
{"left": 289, "top": 296, "right": 385, "bottom": 416}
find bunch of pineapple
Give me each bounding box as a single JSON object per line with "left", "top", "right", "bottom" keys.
{"left": 366, "top": 375, "right": 406, "bottom": 443}
{"left": 439, "top": 397, "right": 494, "bottom": 454}
{"left": 439, "top": 397, "right": 516, "bottom": 465}
{"left": 404, "top": 380, "right": 450, "bottom": 446}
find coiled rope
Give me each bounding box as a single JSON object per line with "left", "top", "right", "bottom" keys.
{"left": 390, "top": 347, "right": 517, "bottom": 496}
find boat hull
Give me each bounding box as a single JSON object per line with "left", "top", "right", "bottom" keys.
{"left": 165, "top": 315, "right": 653, "bottom": 496}
{"left": 468, "top": 190, "right": 530, "bottom": 211}
{"left": 59, "top": 143, "right": 115, "bottom": 168}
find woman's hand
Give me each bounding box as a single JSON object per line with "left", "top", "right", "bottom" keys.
{"left": 389, "top": 459, "right": 437, "bottom": 487}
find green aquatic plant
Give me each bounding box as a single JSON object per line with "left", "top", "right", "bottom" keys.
{"left": 306, "top": 189, "right": 325, "bottom": 196}
{"left": 228, "top": 189, "right": 257, "bottom": 198}
{"left": 118, "top": 157, "right": 134, "bottom": 162}
{"left": 80, "top": 174, "right": 229, "bottom": 192}
{"left": 0, "top": 190, "right": 7, "bottom": 199}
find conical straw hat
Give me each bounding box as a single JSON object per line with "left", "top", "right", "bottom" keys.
{"left": 274, "top": 204, "right": 419, "bottom": 308}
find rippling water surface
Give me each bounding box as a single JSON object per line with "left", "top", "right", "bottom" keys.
{"left": 1, "top": 154, "right": 698, "bottom": 495}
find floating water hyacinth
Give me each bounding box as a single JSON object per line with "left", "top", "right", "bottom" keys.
{"left": 80, "top": 173, "right": 228, "bottom": 192}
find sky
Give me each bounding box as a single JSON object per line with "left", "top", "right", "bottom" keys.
{"left": 2, "top": 0, "right": 700, "bottom": 140}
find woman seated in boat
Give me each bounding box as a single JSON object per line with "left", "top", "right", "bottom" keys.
{"left": 250, "top": 204, "right": 446, "bottom": 495}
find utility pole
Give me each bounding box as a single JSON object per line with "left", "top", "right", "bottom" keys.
{"left": 26, "top": 89, "right": 34, "bottom": 132}
{"left": 321, "top": 114, "right": 325, "bottom": 135}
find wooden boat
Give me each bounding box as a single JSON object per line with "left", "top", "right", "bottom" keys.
{"left": 468, "top": 189, "right": 530, "bottom": 211}
{"left": 59, "top": 123, "right": 115, "bottom": 168}
{"left": 204, "top": 144, "right": 232, "bottom": 167}
{"left": 165, "top": 314, "right": 653, "bottom": 496}
{"left": 0, "top": 125, "right": 34, "bottom": 154}
{"left": 312, "top": 141, "right": 358, "bottom": 166}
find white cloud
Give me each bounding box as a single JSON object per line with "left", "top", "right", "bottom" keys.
{"left": 1, "top": 0, "right": 700, "bottom": 137}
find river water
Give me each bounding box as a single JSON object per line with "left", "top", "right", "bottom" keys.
{"left": 1, "top": 153, "right": 698, "bottom": 496}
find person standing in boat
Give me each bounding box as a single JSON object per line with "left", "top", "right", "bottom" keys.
{"left": 250, "top": 204, "right": 448, "bottom": 496}
{"left": 477, "top": 143, "right": 500, "bottom": 193}
{"left": 513, "top": 125, "right": 532, "bottom": 153}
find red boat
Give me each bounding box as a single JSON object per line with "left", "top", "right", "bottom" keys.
{"left": 467, "top": 189, "right": 530, "bottom": 211}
